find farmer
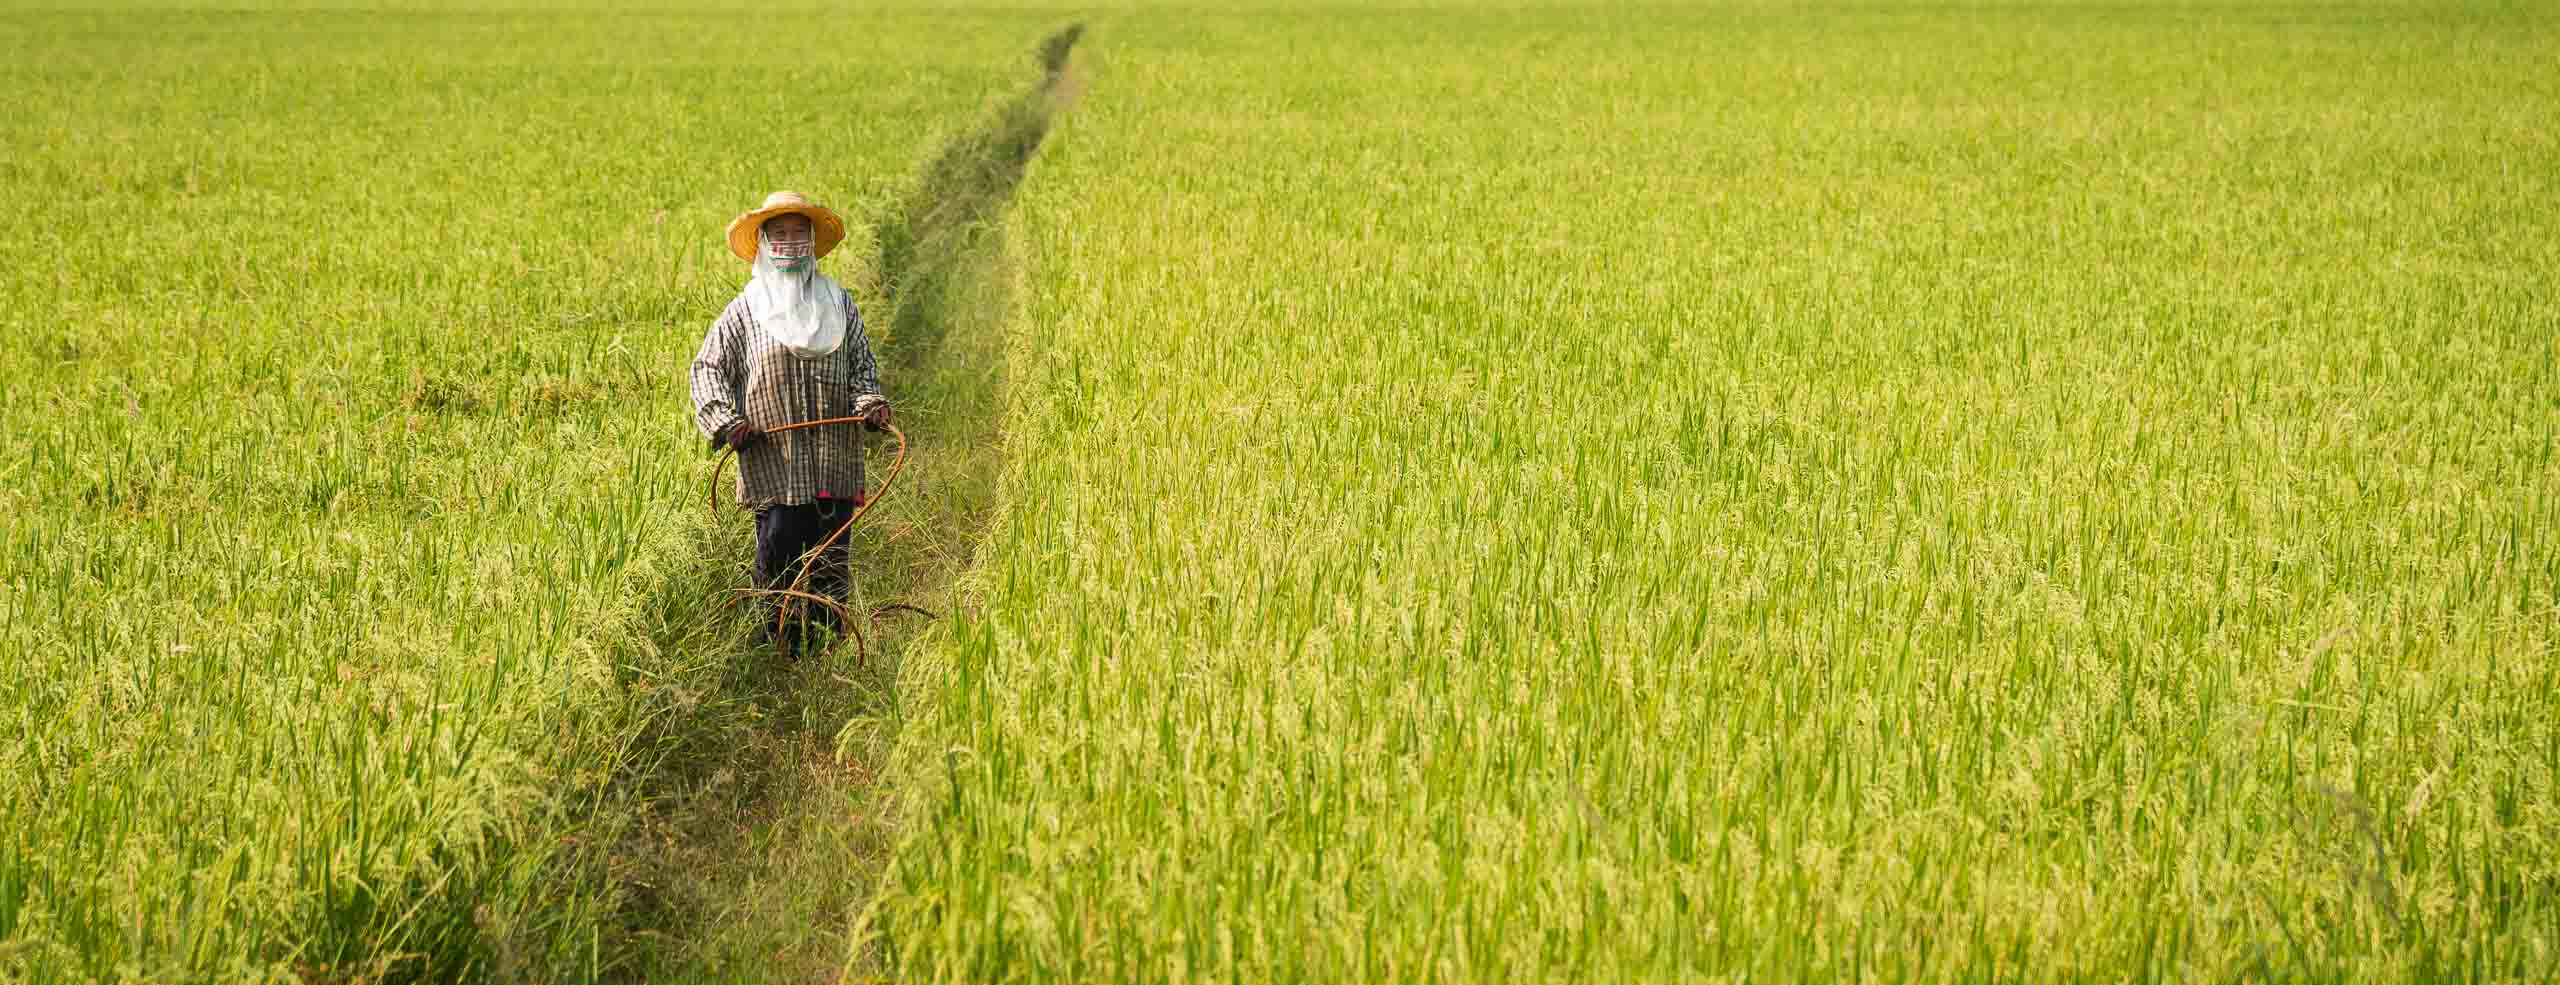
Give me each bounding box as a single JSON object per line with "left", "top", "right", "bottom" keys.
{"left": 690, "top": 191, "right": 891, "bottom": 657}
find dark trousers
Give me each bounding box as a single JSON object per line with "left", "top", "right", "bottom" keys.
{"left": 754, "top": 497, "right": 859, "bottom": 655}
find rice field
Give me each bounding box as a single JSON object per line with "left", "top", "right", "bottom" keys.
{"left": 0, "top": 6, "right": 1056, "bottom": 980}
{"left": 5, "top": 1, "right": 2556, "bottom": 983}
{"left": 868, "top": 3, "right": 2560, "bottom": 981}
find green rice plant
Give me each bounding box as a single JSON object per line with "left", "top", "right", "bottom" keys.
{"left": 870, "top": 4, "right": 2560, "bottom": 981}
{"left": 0, "top": 5, "right": 1062, "bottom": 980}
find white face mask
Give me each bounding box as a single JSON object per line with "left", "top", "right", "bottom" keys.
{"left": 745, "top": 227, "right": 847, "bottom": 358}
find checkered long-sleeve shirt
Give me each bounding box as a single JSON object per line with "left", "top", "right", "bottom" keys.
{"left": 690, "top": 293, "right": 886, "bottom": 508}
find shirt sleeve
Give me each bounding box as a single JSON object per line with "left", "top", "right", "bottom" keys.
{"left": 690, "top": 303, "right": 748, "bottom": 448}
{"left": 844, "top": 294, "right": 887, "bottom": 413}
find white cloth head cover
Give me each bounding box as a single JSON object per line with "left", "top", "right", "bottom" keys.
{"left": 744, "top": 228, "right": 849, "bottom": 358}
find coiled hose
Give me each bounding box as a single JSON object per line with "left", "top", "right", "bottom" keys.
{"left": 708, "top": 417, "right": 932, "bottom": 665}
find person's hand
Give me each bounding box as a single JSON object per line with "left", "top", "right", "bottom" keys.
{"left": 722, "top": 420, "right": 764, "bottom": 450}
{"left": 862, "top": 403, "right": 893, "bottom": 432}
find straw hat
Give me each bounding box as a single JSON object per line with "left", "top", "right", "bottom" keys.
{"left": 725, "top": 191, "right": 846, "bottom": 262}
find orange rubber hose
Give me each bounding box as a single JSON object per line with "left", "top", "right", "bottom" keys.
{"left": 708, "top": 418, "right": 912, "bottom": 666}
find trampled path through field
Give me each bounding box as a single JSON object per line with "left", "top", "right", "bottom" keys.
{"left": 581, "top": 28, "right": 1082, "bottom": 981}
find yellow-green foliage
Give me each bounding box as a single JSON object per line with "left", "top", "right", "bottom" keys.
{"left": 874, "top": 5, "right": 2559, "bottom": 981}
{"left": 0, "top": 6, "right": 1055, "bottom": 980}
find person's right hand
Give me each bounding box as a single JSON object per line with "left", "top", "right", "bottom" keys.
{"left": 722, "top": 420, "right": 764, "bottom": 450}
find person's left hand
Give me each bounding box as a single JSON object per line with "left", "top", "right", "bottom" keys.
{"left": 863, "top": 403, "right": 893, "bottom": 431}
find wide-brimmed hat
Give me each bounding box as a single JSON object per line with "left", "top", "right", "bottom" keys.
{"left": 725, "top": 191, "right": 846, "bottom": 262}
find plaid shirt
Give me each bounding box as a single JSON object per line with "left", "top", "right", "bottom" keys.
{"left": 690, "top": 293, "right": 886, "bottom": 508}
